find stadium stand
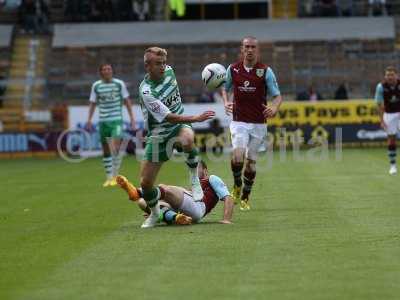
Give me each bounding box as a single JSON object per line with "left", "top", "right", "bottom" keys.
{"left": 48, "top": 17, "right": 397, "bottom": 103}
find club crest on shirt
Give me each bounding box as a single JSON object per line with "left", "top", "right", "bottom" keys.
{"left": 256, "top": 69, "right": 265, "bottom": 77}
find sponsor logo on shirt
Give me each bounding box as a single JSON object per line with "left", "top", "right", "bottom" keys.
{"left": 238, "top": 80, "right": 256, "bottom": 93}
{"left": 149, "top": 102, "right": 161, "bottom": 113}
{"left": 164, "top": 90, "right": 181, "bottom": 108}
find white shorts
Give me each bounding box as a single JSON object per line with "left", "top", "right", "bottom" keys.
{"left": 230, "top": 121, "right": 267, "bottom": 161}
{"left": 178, "top": 191, "right": 206, "bottom": 223}
{"left": 383, "top": 112, "right": 400, "bottom": 136}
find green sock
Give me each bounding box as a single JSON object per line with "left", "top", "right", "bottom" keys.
{"left": 185, "top": 148, "right": 199, "bottom": 169}
{"left": 102, "top": 156, "right": 113, "bottom": 179}
{"left": 143, "top": 187, "right": 160, "bottom": 208}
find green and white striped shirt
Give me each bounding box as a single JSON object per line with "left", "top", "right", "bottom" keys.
{"left": 138, "top": 66, "right": 184, "bottom": 140}
{"left": 89, "top": 78, "right": 129, "bottom": 122}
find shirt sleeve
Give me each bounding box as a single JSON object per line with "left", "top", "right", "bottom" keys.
{"left": 209, "top": 175, "right": 230, "bottom": 200}
{"left": 141, "top": 88, "right": 171, "bottom": 123}
{"left": 375, "top": 83, "right": 384, "bottom": 104}
{"left": 121, "top": 81, "right": 130, "bottom": 99}
{"left": 265, "top": 67, "right": 281, "bottom": 97}
{"left": 89, "top": 83, "right": 97, "bottom": 103}
{"left": 223, "top": 65, "right": 233, "bottom": 92}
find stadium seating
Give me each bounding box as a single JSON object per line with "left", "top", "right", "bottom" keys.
{"left": 47, "top": 39, "right": 398, "bottom": 103}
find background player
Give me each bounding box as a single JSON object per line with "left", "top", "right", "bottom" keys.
{"left": 117, "top": 160, "right": 234, "bottom": 225}
{"left": 87, "top": 63, "right": 136, "bottom": 187}
{"left": 222, "top": 36, "right": 283, "bottom": 211}
{"left": 375, "top": 66, "right": 400, "bottom": 175}
{"left": 138, "top": 47, "right": 215, "bottom": 228}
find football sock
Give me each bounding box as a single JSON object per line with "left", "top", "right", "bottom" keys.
{"left": 142, "top": 186, "right": 165, "bottom": 208}
{"left": 241, "top": 170, "right": 256, "bottom": 200}
{"left": 112, "top": 154, "right": 122, "bottom": 177}
{"left": 185, "top": 148, "right": 199, "bottom": 175}
{"left": 231, "top": 160, "right": 244, "bottom": 187}
{"left": 388, "top": 144, "right": 396, "bottom": 165}
{"left": 103, "top": 156, "right": 113, "bottom": 180}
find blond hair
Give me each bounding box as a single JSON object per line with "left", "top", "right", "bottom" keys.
{"left": 144, "top": 47, "right": 167, "bottom": 64}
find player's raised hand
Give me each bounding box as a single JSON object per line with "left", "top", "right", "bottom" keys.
{"left": 224, "top": 102, "right": 233, "bottom": 115}
{"left": 196, "top": 110, "right": 216, "bottom": 122}
{"left": 263, "top": 104, "right": 278, "bottom": 118}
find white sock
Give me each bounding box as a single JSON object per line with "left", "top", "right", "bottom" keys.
{"left": 151, "top": 203, "right": 160, "bottom": 216}
{"left": 103, "top": 157, "right": 113, "bottom": 180}
{"left": 112, "top": 154, "right": 122, "bottom": 177}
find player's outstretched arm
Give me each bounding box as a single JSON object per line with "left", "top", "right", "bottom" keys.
{"left": 165, "top": 111, "right": 215, "bottom": 124}
{"left": 220, "top": 195, "right": 234, "bottom": 224}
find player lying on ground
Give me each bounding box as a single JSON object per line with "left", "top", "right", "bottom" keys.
{"left": 116, "top": 161, "right": 234, "bottom": 225}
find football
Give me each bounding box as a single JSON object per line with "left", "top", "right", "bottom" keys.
{"left": 201, "top": 63, "right": 226, "bottom": 91}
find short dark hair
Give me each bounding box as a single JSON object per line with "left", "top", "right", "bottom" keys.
{"left": 385, "top": 66, "right": 397, "bottom": 74}
{"left": 199, "top": 160, "right": 207, "bottom": 169}
{"left": 99, "top": 63, "right": 113, "bottom": 73}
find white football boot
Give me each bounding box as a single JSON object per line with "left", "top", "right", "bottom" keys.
{"left": 389, "top": 164, "right": 397, "bottom": 175}
{"left": 141, "top": 204, "right": 160, "bottom": 228}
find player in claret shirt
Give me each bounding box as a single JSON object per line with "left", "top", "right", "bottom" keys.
{"left": 375, "top": 66, "right": 400, "bottom": 175}
{"left": 222, "top": 36, "right": 283, "bottom": 211}
{"left": 116, "top": 161, "right": 234, "bottom": 226}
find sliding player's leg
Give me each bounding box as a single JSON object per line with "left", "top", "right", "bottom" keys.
{"left": 116, "top": 175, "right": 191, "bottom": 225}
{"left": 178, "top": 126, "right": 203, "bottom": 201}
{"left": 159, "top": 184, "right": 205, "bottom": 223}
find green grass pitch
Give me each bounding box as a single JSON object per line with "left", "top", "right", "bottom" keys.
{"left": 0, "top": 148, "right": 399, "bottom": 300}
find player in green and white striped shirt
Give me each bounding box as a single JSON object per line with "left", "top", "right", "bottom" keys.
{"left": 138, "top": 47, "right": 215, "bottom": 228}
{"left": 87, "top": 63, "right": 136, "bottom": 187}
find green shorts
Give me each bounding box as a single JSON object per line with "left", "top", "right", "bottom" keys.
{"left": 144, "top": 124, "right": 191, "bottom": 162}
{"left": 99, "top": 121, "right": 123, "bottom": 144}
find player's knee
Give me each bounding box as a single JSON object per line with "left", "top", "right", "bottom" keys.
{"left": 388, "top": 136, "right": 396, "bottom": 145}
{"left": 191, "top": 211, "right": 203, "bottom": 223}
{"left": 158, "top": 184, "right": 170, "bottom": 196}
{"left": 232, "top": 151, "right": 245, "bottom": 164}
{"left": 181, "top": 136, "right": 194, "bottom": 151}
{"left": 179, "top": 129, "right": 194, "bottom": 149}
{"left": 245, "top": 160, "right": 256, "bottom": 172}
